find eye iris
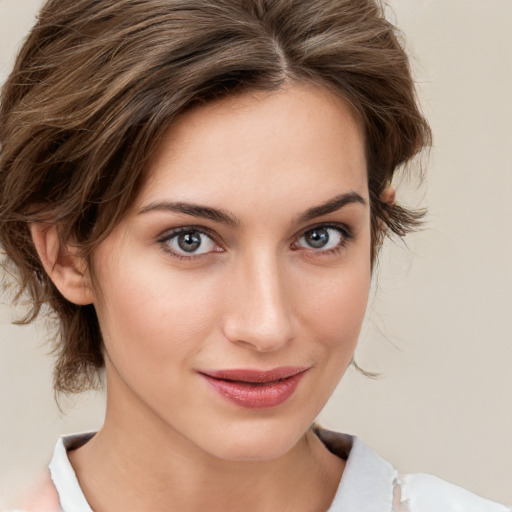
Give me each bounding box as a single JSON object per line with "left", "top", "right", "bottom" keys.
{"left": 306, "top": 228, "right": 329, "bottom": 248}
{"left": 177, "top": 232, "right": 201, "bottom": 252}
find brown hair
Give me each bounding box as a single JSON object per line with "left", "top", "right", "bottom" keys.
{"left": 0, "top": 0, "right": 431, "bottom": 394}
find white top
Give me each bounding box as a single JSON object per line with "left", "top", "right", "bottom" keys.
{"left": 25, "top": 430, "right": 509, "bottom": 512}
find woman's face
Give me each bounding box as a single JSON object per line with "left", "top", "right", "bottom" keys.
{"left": 91, "top": 83, "right": 371, "bottom": 461}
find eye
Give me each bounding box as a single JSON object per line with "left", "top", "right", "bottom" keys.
{"left": 295, "top": 226, "right": 350, "bottom": 251}
{"left": 160, "top": 228, "right": 219, "bottom": 257}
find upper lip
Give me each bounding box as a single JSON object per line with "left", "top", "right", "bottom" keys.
{"left": 198, "top": 366, "right": 309, "bottom": 383}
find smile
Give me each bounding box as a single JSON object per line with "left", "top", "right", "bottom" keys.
{"left": 198, "top": 367, "right": 309, "bottom": 409}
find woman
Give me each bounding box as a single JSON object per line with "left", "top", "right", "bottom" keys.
{"left": 0, "top": 0, "right": 509, "bottom": 511}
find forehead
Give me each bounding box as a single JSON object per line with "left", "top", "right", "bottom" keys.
{"left": 136, "top": 83, "right": 368, "bottom": 212}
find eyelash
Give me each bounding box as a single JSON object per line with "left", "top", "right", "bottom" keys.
{"left": 157, "top": 223, "right": 354, "bottom": 261}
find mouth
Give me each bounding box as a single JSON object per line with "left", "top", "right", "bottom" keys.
{"left": 198, "top": 366, "right": 309, "bottom": 409}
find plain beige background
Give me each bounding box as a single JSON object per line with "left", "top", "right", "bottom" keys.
{"left": 1, "top": 0, "right": 511, "bottom": 508}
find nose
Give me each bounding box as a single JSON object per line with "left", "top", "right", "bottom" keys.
{"left": 222, "top": 251, "right": 296, "bottom": 352}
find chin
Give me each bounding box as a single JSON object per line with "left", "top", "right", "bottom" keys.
{"left": 198, "top": 418, "right": 311, "bottom": 462}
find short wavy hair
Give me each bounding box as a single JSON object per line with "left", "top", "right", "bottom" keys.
{"left": 0, "top": 0, "right": 431, "bottom": 394}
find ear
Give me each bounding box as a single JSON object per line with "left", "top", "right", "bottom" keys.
{"left": 380, "top": 185, "right": 396, "bottom": 206}
{"left": 30, "top": 223, "right": 94, "bottom": 305}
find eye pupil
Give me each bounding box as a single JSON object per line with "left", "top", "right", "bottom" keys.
{"left": 178, "top": 232, "right": 202, "bottom": 252}
{"left": 306, "top": 228, "right": 329, "bottom": 248}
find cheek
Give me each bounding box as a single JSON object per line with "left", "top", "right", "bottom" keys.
{"left": 92, "top": 252, "right": 221, "bottom": 370}
{"left": 288, "top": 255, "right": 371, "bottom": 417}
{"left": 297, "top": 261, "right": 371, "bottom": 350}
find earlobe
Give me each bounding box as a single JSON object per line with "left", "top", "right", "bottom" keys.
{"left": 30, "top": 223, "right": 94, "bottom": 306}
{"left": 380, "top": 185, "right": 396, "bottom": 206}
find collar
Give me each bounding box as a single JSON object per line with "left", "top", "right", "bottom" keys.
{"left": 316, "top": 430, "right": 398, "bottom": 512}
{"left": 49, "top": 433, "right": 95, "bottom": 512}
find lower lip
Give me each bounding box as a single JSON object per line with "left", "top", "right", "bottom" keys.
{"left": 200, "top": 371, "right": 307, "bottom": 409}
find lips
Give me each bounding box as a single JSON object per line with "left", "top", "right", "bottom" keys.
{"left": 199, "top": 366, "right": 308, "bottom": 409}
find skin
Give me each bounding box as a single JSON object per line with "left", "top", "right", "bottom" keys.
{"left": 33, "top": 83, "right": 377, "bottom": 511}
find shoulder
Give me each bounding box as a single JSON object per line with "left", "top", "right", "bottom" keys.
{"left": 399, "top": 473, "right": 510, "bottom": 512}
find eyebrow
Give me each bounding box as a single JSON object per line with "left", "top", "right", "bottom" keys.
{"left": 138, "top": 191, "right": 366, "bottom": 226}
{"left": 138, "top": 201, "right": 239, "bottom": 226}
{"left": 296, "top": 192, "right": 367, "bottom": 223}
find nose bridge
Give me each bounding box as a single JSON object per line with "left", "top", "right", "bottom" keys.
{"left": 223, "top": 247, "right": 295, "bottom": 351}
